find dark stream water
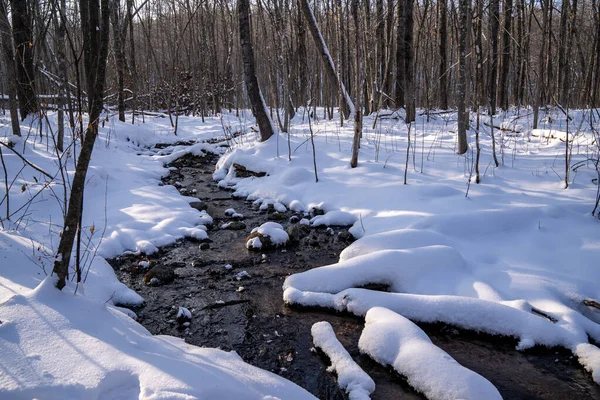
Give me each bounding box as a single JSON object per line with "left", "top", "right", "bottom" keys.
{"left": 110, "top": 150, "right": 600, "bottom": 400}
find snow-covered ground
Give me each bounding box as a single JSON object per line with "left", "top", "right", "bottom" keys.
{"left": 1, "top": 106, "right": 599, "bottom": 398}
{"left": 213, "top": 108, "right": 600, "bottom": 392}
{"left": 0, "top": 112, "right": 315, "bottom": 399}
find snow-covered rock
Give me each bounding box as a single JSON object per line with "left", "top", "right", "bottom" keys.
{"left": 246, "top": 222, "right": 289, "bottom": 250}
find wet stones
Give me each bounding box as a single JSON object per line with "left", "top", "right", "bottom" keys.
{"left": 337, "top": 231, "right": 355, "bottom": 243}
{"left": 245, "top": 232, "right": 273, "bottom": 250}
{"left": 176, "top": 306, "right": 192, "bottom": 325}
{"left": 267, "top": 212, "right": 286, "bottom": 221}
{"left": 309, "top": 207, "right": 325, "bottom": 216}
{"left": 189, "top": 201, "right": 208, "bottom": 212}
{"left": 144, "top": 264, "right": 176, "bottom": 285}
{"left": 286, "top": 224, "right": 311, "bottom": 243}
{"left": 233, "top": 163, "right": 267, "bottom": 178}
{"left": 222, "top": 221, "right": 247, "bottom": 230}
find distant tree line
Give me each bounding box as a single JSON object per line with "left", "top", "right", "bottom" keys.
{"left": 1, "top": 0, "right": 600, "bottom": 129}
{"left": 1, "top": 0, "right": 600, "bottom": 287}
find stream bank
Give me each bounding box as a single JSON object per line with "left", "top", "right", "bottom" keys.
{"left": 111, "top": 150, "right": 600, "bottom": 400}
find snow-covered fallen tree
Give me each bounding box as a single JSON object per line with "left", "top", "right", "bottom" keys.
{"left": 359, "top": 307, "right": 502, "bottom": 400}
{"left": 311, "top": 321, "right": 375, "bottom": 400}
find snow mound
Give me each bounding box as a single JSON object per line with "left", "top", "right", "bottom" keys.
{"left": 312, "top": 321, "right": 375, "bottom": 400}
{"left": 279, "top": 167, "right": 314, "bottom": 187}
{"left": 0, "top": 277, "right": 314, "bottom": 400}
{"left": 311, "top": 211, "right": 357, "bottom": 227}
{"left": 284, "top": 246, "right": 471, "bottom": 296}
{"left": 339, "top": 229, "right": 452, "bottom": 261}
{"left": 359, "top": 307, "right": 502, "bottom": 400}
{"left": 247, "top": 222, "right": 289, "bottom": 250}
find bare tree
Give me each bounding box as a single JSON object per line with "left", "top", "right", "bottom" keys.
{"left": 0, "top": 0, "right": 20, "bottom": 136}
{"left": 498, "top": 0, "right": 512, "bottom": 110}
{"left": 351, "top": 0, "right": 363, "bottom": 168}
{"left": 456, "top": 0, "right": 469, "bottom": 154}
{"left": 238, "top": 0, "right": 275, "bottom": 142}
{"left": 53, "top": 0, "right": 111, "bottom": 290}
{"left": 299, "top": 0, "right": 353, "bottom": 119}
{"left": 10, "top": 0, "right": 37, "bottom": 120}
{"left": 438, "top": 0, "right": 448, "bottom": 110}
{"left": 488, "top": 0, "right": 499, "bottom": 115}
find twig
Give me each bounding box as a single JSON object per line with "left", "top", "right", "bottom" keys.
{"left": 0, "top": 141, "right": 53, "bottom": 179}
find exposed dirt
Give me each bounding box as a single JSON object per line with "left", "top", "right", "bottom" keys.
{"left": 110, "top": 151, "right": 600, "bottom": 400}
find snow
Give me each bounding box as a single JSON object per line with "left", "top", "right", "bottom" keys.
{"left": 248, "top": 222, "right": 289, "bottom": 248}
{"left": 359, "top": 307, "right": 502, "bottom": 400}
{"left": 339, "top": 229, "right": 453, "bottom": 261}
{"left": 0, "top": 112, "right": 314, "bottom": 399}
{"left": 247, "top": 236, "right": 263, "bottom": 249}
{"left": 207, "top": 108, "right": 600, "bottom": 388}
{"left": 311, "top": 321, "right": 375, "bottom": 400}
{"left": 2, "top": 107, "right": 600, "bottom": 397}
{"left": 176, "top": 306, "right": 192, "bottom": 320}
{"left": 0, "top": 277, "right": 314, "bottom": 399}
{"left": 311, "top": 210, "right": 357, "bottom": 227}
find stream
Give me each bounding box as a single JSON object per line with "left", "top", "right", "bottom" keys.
{"left": 110, "top": 148, "right": 600, "bottom": 400}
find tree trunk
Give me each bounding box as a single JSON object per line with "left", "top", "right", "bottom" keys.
{"left": 376, "top": 0, "right": 385, "bottom": 105}
{"left": 127, "top": 0, "right": 137, "bottom": 124}
{"left": 395, "top": 0, "right": 406, "bottom": 107}
{"left": 404, "top": 0, "right": 415, "bottom": 122}
{"left": 351, "top": 0, "right": 362, "bottom": 168}
{"left": 557, "top": 0, "right": 569, "bottom": 104}
{"left": 0, "top": 0, "right": 20, "bottom": 136}
{"left": 111, "top": 0, "right": 126, "bottom": 122}
{"left": 438, "top": 0, "right": 448, "bottom": 110}
{"left": 385, "top": 0, "right": 395, "bottom": 108}
{"left": 300, "top": 0, "right": 353, "bottom": 119}
{"left": 53, "top": 0, "right": 69, "bottom": 150}
{"left": 53, "top": 0, "right": 111, "bottom": 290}
{"left": 238, "top": 0, "right": 275, "bottom": 142}
{"left": 457, "top": 0, "right": 469, "bottom": 154}
{"left": 592, "top": 0, "right": 600, "bottom": 106}
{"left": 10, "top": 0, "right": 37, "bottom": 120}
{"left": 475, "top": 0, "right": 485, "bottom": 107}
{"left": 488, "top": 0, "right": 499, "bottom": 114}
{"left": 533, "top": 0, "right": 549, "bottom": 128}
{"left": 563, "top": 0, "right": 577, "bottom": 105}
{"left": 498, "top": 0, "right": 512, "bottom": 110}
{"left": 296, "top": 0, "right": 308, "bottom": 105}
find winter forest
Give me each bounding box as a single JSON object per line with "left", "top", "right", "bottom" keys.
{"left": 1, "top": 0, "right": 600, "bottom": 398}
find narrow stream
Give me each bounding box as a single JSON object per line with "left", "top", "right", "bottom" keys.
{"left": 110, "top": 149, "right": 600, "bottom": 400}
